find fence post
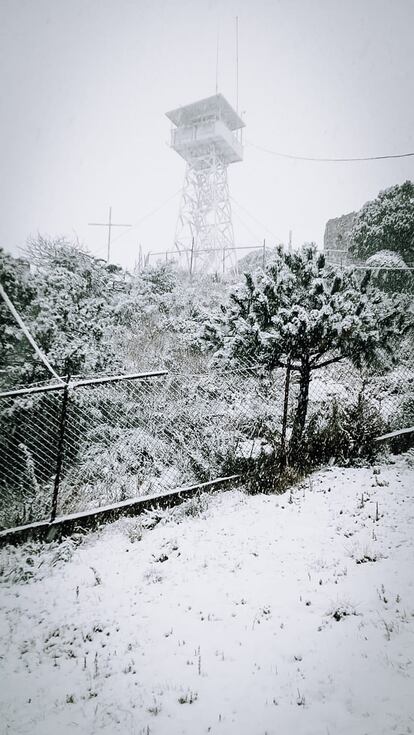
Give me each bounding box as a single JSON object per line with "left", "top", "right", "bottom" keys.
{"left": 50, "top": 376, "right": 70, "bottom": 522}
{"left": 190, "top": 237, "right": 194, "bottom": 276}
{"left": 280, "top": 357, "right": 291, "bottom": 469}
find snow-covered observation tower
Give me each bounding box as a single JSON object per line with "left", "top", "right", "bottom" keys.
{"left": 166, "top": 93, "right": 245, "bottom": 274}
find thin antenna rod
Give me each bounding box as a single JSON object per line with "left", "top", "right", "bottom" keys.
{"left": 235, "top": 16, "right": 239, "bottom": 113}
{"left": 107, "top": 206, "right": 112, "bottom": 263}
{"left": 215, "top": 24, "right": 219, "bottom": 94}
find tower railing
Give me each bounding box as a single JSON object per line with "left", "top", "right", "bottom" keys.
{"left": 171, "top": 120, "right": 242, "bottom": 163}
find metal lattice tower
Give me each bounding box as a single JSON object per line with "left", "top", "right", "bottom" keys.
{"left": 166, "top": 94, "right": 245, "bottom": 273}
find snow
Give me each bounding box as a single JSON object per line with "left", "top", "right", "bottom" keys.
{"left": 1, "top": 455, "right": 413, "bottom": 735}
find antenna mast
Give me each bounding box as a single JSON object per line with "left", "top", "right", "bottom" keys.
{"left": 215, "top": 24, "right": 219, "bottom": 94}
{"left": 235, "top": 16, "right": 239, "bottom": 113}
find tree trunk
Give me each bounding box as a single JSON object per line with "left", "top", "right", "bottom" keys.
{"left": 289, "top": 359, "right": 311, "bottom": 463}
{"left": 279, "top": 358, "right": 292, "bottom": 470}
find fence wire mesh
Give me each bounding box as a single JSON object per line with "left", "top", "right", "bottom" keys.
{"left": 2, "top": 339, "right": 413, "bottom": 532}
{"left": 0, "top": 364, "right": 280, "bottom": 529}
{"left": 0, "top": 387, "right": 63, "bottom": 527}
{"left": 56, "top": 366, "right": 272, "bottom": 516}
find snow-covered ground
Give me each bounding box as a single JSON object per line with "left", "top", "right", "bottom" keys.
{"left": 1, "top": 454, "right": 413, "bottom": 735}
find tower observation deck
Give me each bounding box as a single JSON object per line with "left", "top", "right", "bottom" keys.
{"left": 166, "top": 93, "right": 245, "bottom": 273}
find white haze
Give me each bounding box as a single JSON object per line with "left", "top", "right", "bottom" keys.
{"left": 1, "top": 0, "right": 413, "bottom": 268}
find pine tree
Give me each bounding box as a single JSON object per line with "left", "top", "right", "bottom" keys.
{"left": 204, "top": 245, "right": 409, "bottom": 460}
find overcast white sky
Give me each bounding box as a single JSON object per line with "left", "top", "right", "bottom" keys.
{"left": 1, "top": 0, "right": 413, "bottom": 268}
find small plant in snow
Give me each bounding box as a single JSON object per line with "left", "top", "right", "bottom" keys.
{"left": 147, "top": 697, "right": 162, "bottom": 715}
{"left": 143, "top": 566, "right": 163, "bottom": 584}
{"left": 354, "top": 545, "right": 383, "bottom": 564}
{"left": 50, "top": 536, "right": 83, "bottom": 567}
{"left": 328, "top": 600, "right": 359, "bottom": 622}
{"left": 377, "top": 584, "right": 388, "bottom": 604}
{"left": 381, "top": 618, "right": 397, "bottom": 641}
{"left": 296, "top": 689, "right": 306, "bottom": 706}
{"left": 90, "top": 566, "right": 102, "bottom": 585}
{"left": 171, "top": 493, "right": 211, "bottom": 522}
{"left": 127, "top": 520, "right": 143, "bottom": 543}
{"left": 178, "top": 689, "right": 198, "bottom": 704}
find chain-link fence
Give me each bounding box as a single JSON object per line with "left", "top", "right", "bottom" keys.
{"left": 2, "top": 340, "right": 413, "bottom": 533}
{"left": 0, "top": 382, "right": 63, "bottom": 529}
{"left": 0, "top": 363, "right": 281, "bottom": 530}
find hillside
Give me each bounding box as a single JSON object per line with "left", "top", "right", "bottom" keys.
{"left": 1, "top": 454, "right": 413, "bottom": 735}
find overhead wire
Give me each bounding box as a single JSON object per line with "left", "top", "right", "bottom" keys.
{"left": 247, "top": 140, "right": 414, "bottom": 163}
{"left": 110, "top": 188, "right": 182, "bottom": 246}
{"left": 87, "top": 132, "right": 414, "bottom": 266}
{"left": 230, "top": 195, "right": 280, "bottom": 242}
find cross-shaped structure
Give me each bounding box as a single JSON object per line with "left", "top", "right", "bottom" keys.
{"left": 88, "top": 207, "right": 131, "bottom": 263}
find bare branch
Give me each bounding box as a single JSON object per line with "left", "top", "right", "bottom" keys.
{"left": 311, "top": 355, "right": 344, "bottom": 370}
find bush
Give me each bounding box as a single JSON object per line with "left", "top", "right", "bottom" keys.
{"left": 296, "top": 394, "right": 385, "bottom": 468}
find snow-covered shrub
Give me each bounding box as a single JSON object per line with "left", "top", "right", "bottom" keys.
{"left": 49, "top": 362, "right": 274, "bottom": 513}
{"left": 328, "top": 600, "right": 359, "bottom": 622}
{"left": 58, "top": 425, "right": 180, "bottom": 513}
{"left": 299, "top": 394, "right": 385, "bottom": 468}
{"left": 366, "top": 250, "right": 414, "bottom": 294}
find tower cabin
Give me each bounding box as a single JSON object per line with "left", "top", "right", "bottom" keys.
{"left": 166, "top": 93, "right": 245, "bottom": 169}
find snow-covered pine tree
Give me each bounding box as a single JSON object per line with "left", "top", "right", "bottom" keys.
{"left": 204, "top": 245, "right": 409, "bottom": 461}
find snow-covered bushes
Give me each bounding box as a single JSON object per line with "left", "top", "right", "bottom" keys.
{"left": 366, "top": 250, "right": 414, "bottom": 294}
{"left": 48, "top": 365, "right": 275, "bottom": 515}
{"left": 1, "top": 238, "right": 413, "bottom": 527}
{"left": 299, "top": 394, "right": 385, "bottom": 468}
